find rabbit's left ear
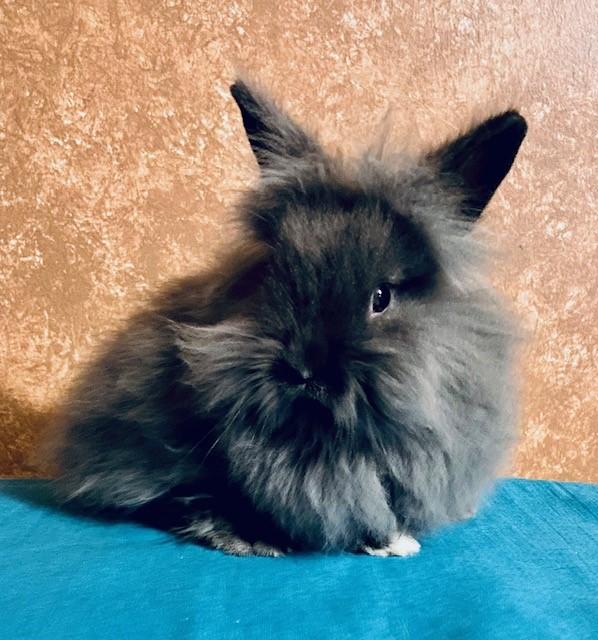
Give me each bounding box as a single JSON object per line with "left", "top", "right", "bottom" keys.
{"left": 231, "top": 80, "right": 321, "bottom": 170}
{"left": 430, "top": 111, "right": 527, "bottom": 219}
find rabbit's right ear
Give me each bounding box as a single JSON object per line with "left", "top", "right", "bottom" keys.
{"left": 230, "top": 80, "right": 321, "bottom": 170}
{"left": 428, "top": 111, "right": 527, "bottom": 220}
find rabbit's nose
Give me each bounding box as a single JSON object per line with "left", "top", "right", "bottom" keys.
{"left": 273, "top": 359, "right": 311, "bottom": 386}
{"left": 274, "top": 340, "right": 327, "bottom": 386}
{"left": 275, "top": 337, "right": 340, "bottom": 389}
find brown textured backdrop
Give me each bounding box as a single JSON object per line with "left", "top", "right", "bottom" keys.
{"left": 1, "top": 1, "right": 596, "bottom": 480}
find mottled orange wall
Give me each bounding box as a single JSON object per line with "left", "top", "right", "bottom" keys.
{"left": 1, "top": 1, "right": 596, "bottom": 480}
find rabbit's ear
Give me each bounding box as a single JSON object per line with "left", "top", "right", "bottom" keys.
{"left": 230, "top": 80, "right": 321, "bottom": 169}
{"left": 430, "top": 111, "right": 527, "bottom": 219}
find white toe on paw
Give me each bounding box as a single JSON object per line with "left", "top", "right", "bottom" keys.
{"left": 387, "top": 533, "right": 420, "bottom": 557}
{"left": 364, "top": 533, "right": 420, "bottom": 558}
{"left": 363, "top": 545, "right": 390, "bottom": 557}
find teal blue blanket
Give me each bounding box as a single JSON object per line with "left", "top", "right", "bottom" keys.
{"left": 1, "top": 479, "right": 596, "bottom": 639}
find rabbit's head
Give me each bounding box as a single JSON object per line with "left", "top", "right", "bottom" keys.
{"left": 177, "top": 80, "right": 526, "bottom": 462}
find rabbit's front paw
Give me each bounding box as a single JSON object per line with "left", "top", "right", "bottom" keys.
{"left": 363, "top": 532, "right": 420, "bottom": 557}
{"left": 178, "top": 513, "right": 285, "bottom": 557}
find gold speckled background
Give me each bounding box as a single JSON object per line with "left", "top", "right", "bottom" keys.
{"left": 1, "top": 1, "right": 596, "bottom": 480}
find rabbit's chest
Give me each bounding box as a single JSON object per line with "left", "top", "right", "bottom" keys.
{"left": 229, "top": 443, "right": 396, "bottom": 549}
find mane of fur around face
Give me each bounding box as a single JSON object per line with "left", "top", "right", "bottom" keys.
{"left": 48, "top": 80, "right": 525, "bottom": 552}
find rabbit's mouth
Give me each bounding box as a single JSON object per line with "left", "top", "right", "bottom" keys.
{"left": 282, "top": 378, "right": 333, "bottom": 409}
{"left": 303, "top": 379, "right": 328, "bottom": 401}
{"left": 272, "top": 358, "right": 348, "bottom": 401}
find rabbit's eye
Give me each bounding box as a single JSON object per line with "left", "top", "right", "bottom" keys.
{"left": 371, "top": 284, "right": 391, "bottom": 314}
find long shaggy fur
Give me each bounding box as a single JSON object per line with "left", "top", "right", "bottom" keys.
{"left": 45, "top": 80, "right": 526, "bottom": 555}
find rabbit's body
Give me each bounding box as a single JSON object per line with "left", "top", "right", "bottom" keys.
{"left": 48, "top": 81, "right": 526, "bottom": 556}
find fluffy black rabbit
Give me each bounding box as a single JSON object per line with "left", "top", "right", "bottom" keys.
{"left": 47, "top": 80, "right": 527, "bottom": 557}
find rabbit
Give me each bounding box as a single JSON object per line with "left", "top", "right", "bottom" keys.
{"left": 46, "top": 79, "right": 527, "bottom": 557}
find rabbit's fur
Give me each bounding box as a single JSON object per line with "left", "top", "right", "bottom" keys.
{"left": 47, "top": 80, "right": 527, "bottom": 556}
